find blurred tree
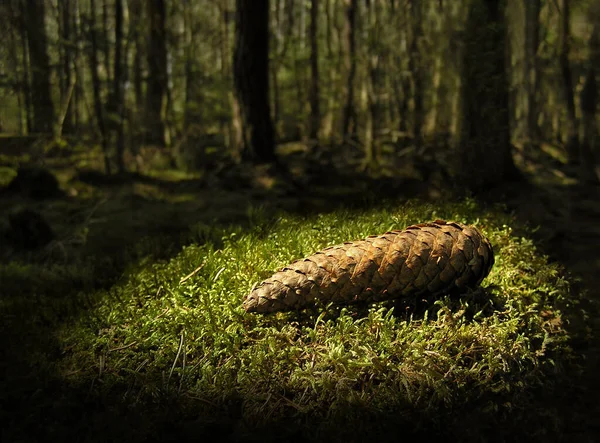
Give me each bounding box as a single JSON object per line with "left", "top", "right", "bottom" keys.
{"left": 233, "top": 0, "right": 276, "bottom": 163}
{"left": 524, "top": 0, "right": 541, "bottom": 147}
{"left": 89, "top": 0, "right": 111, "bottom": 174}
{"left": 309, "top": 0, "right": 321, "bottom": 140}
{"left": 58, "top": 0, "right": 75, "bottom": 134}
{"left": 342, "top": 0, "right": 357, "bottom": 140}
{"left": 559, "top": 0, "right": 579, "bottom": 166}
{"left": 112, "top": 0, "right": 126, "bottom": 172}
{"left": 457, "top": 0, "right": 519, "bottom": 191}
{"left": 409, "top": 0, "right": 424, "bottom": 151}
{"left": 23, "top": 0, "right": 54, "bottom": 134}
{"left": 579, "top": 21, "right": 599, "bottom": 183}
{"left": 146, "top": 0, "right": 168, "bottom": 147}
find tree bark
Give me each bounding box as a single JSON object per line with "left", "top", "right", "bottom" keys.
{"left": 23, "top": 0, "right": 55, "bottom": 134}
{"left": 89, "top": 0, "right": 111, "bottom": 174}
{"left": 146, "top": 0, "right": 168, "bottom": 146}
{"left": 524, "top": 0, "right": 541, "bottom": 146}
{"left": 579, "top": 23, "right": 599, "bottom": 182}
{"left": 341, "top": 0, "right": 357, "bottom": 140}
{"left": 409, "top": 0, "right": 423, "bottom": 150}
{"left": 233, "top": 0, "right": 276, "bottom": 163}
{"left": 113, "top": 0, "right": 126, "bottom": 172}
{"left": 309, "top": 0, "right": 321, "bottom": 140}
{"left": 457, "top": 0, "right": 519, "bottom": 191}
{"left": 559, "top": 0, "right": 579, "bottom": 165}
{"left": 59, "top": 0, "right": 74, "bottom": 134}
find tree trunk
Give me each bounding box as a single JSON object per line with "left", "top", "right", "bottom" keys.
{"left": 409, "top": 0, "right": 423, "bottom": 150}
{"left": 321, "top": 0, "right": 337, "bottom": 141}
{"left": 559, "top": 0, "right": 579, "bottom": 165}
{"left": 146, "top": 0, "right": 168, "bottom": 146}
{"left": 579, "top": 23, "right": 599, "bottom": 182}
{"left": 233, "top": 0, "right": 276, "bottom": 163}
{"left": 103, "top": 0, "right": 111, "bottom": 86}
{"left": 16, "top": 2, "right": 32, "bottom": 133}
{"left": 89, "top": 0, "right": 111, "bottom": 174}
{"left": 23, "top": 0, "right": 55, "bottom": 134}
{"left": 113, "top": 0, "right": 126, "bottom": 173}
{"left": 342, "top": 0, "right": 357, "bottom": 140}
{"left": 524, "top": 0, "right": 540, "bottom": 147}
{"left": 309, "top": 0, "right": 321, "bottom": 140}
{"left": 457, "top": 0, "right": 519, "bottom": 191}
{"left": 73, "top": 0, "right": 84, "bottom": 133}
{"left": 59, "top": 0, "right": 74, "bottom": 134}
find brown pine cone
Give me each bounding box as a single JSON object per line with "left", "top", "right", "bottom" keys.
{"left": 243, "top": 220, "right": 494, "bottom": 314}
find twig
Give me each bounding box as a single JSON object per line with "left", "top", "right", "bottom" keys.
{"left": 167, "top": 331, "right": 185, "bottom": 391}
{"left": 108, "top": 341, "right": 138, "bottom": 352}
{"left": 179, "top": 262, "right": 206, "bottom": 284}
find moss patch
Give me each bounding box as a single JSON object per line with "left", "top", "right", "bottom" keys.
{"left": 26, "top": 199, "right": 580, "bottom": 440}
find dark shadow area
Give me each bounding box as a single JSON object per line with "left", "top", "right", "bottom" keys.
{"left": 476, "top": 176, "right": 600, "bottom": 442}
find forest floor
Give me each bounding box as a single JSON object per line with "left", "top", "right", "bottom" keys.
{"left": 1, "top": 142, "right": 599, "bottom": 441}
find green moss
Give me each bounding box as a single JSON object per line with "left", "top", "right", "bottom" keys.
{"left": 39, "top": 199, "right": 580, "bottom": 438}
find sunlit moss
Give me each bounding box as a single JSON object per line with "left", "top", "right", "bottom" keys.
{"left": 37, "top": 199, "right": 581, "bottom": 437}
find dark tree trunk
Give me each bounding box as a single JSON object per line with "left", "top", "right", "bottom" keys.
{"left": 89, "top": 0, "right": 111, "bottom": 174}
{"left": 579, "top": 24, "right": 599, "bottom": 182}
{"left": 113, "top": 0, "right": 126, "bottom": 172}
{"left": 23, "top": 0, "right": 55, "bottom": 134}
{"left": 457, "top": 0, "right": 519, "bottom": 191}
{"left": 59, "top": 0, "right": 74, "bottom": 134}
{"left": 409, "top": 0, "right": 423, "bottom": 150}
{"left": 559, "top": 0, "right": 579, "bottom": 165}
{"left": 146, "top": 0, "right": 168, "bottom": 146}
{"left": 102, "top": 0, "right": 111, "bottom": 86}
{"left": 233, "top": 0, "right": 276, "bottom": 163}
{"left": 579, "top": 66, "right": 597, "bottom": 182}
{"left": 309, "top": 0, "right": 321, "bottom": 140}
{"left": 73, "top": 0, "right": 84, "bottom": 132}
{"left": 18, "top": 4, "right": 32, "bottom": 133}
{"left": 524, "top": 0, "right": 541, "bottom": 146}
{"left": 342, "top": 0, "right": 357, "bottom": 139}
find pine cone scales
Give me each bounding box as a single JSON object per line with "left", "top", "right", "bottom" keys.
{"left": 243, "top": 220, "right": 494, "bottom": 314}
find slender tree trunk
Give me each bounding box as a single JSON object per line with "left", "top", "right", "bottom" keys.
{"left": 90, "top": 0, "right": 111, "bottom": 174}
{"left": 409, "top": 0, "right": 423, "bottom": 150}
{"left": 23, "top": 0, "right": 55, "bottom": 134}
{"left": 73, "top": 0, "right": 84, "bottom": 132}
{"left": 217, "top": 0, "right": 237, "bottom": 151}
{"left": 59, "top": 0, "right": 74, "bottom": 134}
{"left": 579, "top": 66, "right": 598, "bottom": 182}
{"left": 113, "top": 0, "right": 126, "bottom": 172}
{"left": 233, "top": 0, "right": 276, "bottom": 163}
{"left": 559, "top": 0, "right": 579, "bottom": 165}
{"left": 524, "top": 0, "right": 541, "bottom": 146}
{"left": 342, "top": 0, "right": 357, "bottom": 139}
{"left": 309, "top": 0, "right": 321, "bottom": 140}
{"left": 321, "top": 0, "right": 337, "bottom": 141}
{"left": 579, "top": 24, "right": 599, "bottom": 182}
{"left": 457, "top": 0, "right": 519, "bottom": 191}
{"left": 102, "top": 0, "right": 111, "bottom": 86}
{"left": 183, "top": 1, "right": 195, "bottom": 131}
{"left": 19, "top": 13, "right": 32, "bottom": 133}
{"left": 146, "top": 0, "right": 168, "bottom": 146}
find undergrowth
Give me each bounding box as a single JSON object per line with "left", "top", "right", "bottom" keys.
{"left": 1, "top": 200, "right": 583, "bottom": 441}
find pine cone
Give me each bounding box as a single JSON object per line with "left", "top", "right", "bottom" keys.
{"left": 243, "top": 220, "right": 494, "bottom": 314}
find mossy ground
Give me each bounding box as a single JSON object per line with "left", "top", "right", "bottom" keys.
{"left": 0, "top": 192, "right": 586, "bottom": 442}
